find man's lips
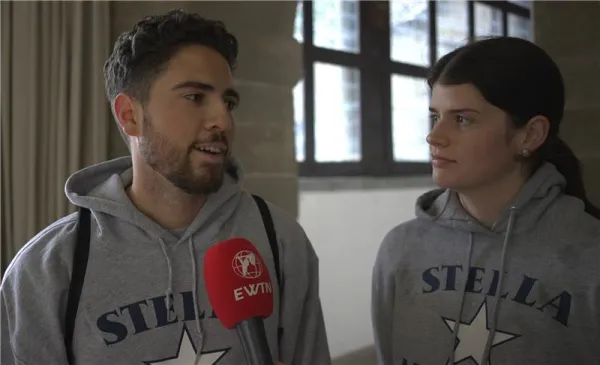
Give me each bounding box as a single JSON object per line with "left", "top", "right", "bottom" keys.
{"left": 192, "top": 142, "right": 228, "bottom": 155}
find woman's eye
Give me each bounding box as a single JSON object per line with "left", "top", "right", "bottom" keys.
{"left": 456, "top": 115, "right": 473, "bottom": 125}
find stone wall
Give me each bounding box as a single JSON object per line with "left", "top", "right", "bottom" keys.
{"left": 534, "top": 1, "right": 600, "bottom": 205}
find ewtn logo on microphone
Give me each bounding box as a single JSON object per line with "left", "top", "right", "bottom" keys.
{"left": 232, "top": 250, "right": 263, "bottom": 279}
{"left": 231, "top": 250, "right": 273, "bottom": 301}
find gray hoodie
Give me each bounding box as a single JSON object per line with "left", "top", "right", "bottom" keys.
{"left": 372, "top": 163, "right": 600, "bottom": 365}
{"left": 1, "top": 156, "right": 330, "bottom": 365}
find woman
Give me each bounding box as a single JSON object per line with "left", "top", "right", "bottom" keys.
{"left": 372, "top": 36, "right": 600, "bottom": 365}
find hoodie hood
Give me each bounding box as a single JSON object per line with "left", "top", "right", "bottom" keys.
{"left": 65, "top": 156, "right": 244, "bottom": 243}
{"left": 415, "top": 162, "right": 568, "bottom": 236}
{"left": 65, "top": 156, "right": 245, "bottom": 364}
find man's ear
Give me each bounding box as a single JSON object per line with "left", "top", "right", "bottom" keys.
{"left": 113, "top": 93, "right": 143, "bottom": 138}
{"left": 517, "top": 115, "right": 550, "bottom": 153}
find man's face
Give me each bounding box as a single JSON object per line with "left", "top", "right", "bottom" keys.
{"left": 137, "top": 45, "right": 238, "bottom": 195}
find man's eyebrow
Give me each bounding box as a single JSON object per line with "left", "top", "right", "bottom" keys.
{"left": 171, "top": 80, "right": 239, "bottom": 100}
{"left": 171, "top": 80, "right": 214, "bottom": 91}
{"left": 429, "top": 107, "right": 481, "bottom": 114}
{"left": 224, "top": 88, "right": 240, "bottom": 101}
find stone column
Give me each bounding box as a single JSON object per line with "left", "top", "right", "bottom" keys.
{"left": 533, "top": 1, "right": 600, "bottom": 205}
{"left": 110, "top": 1, "right": 302, "bottom": 216}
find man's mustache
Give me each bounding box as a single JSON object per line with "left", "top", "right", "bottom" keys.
{"left": 191, "top": 133, "right": 229, "bottom": 151}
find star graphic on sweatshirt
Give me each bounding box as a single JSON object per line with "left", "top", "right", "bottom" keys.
{"left": 144, "top": 325, "right": 229, "bottom": 365}
{"left": 442, "top": 301, "right": 520, "bottom": 365}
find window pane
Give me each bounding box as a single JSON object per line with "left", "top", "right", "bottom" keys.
{"left": 390, "top": 0, "right": 429, "bottom": 66}
{"left": 293, "top": 79, "right": 305, "bottom": 162}
{"left": 294, "top": 1, "right": 303, "bottom": 44}
{"left": 508, "top": 14, "right": 532, "bottom": 41}
{"left": 392, "top": 75, "right": 430, "bottom": 162}
{"left": 313, "top": 0, "right": 360, "bottom": 53}
{"left": 314, "top": 63, "right": 361, "bottom": 162}
{"left": 475, "top": 3, "right": 503, "bottom": 37}
{"left": 436, "top": 0, "right": 468, "bottom": 59}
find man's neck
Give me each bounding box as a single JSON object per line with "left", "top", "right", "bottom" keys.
{"left": 457, "top": 168, "right": 528, "bottom": 228}
{"left": 127, "top": 163, "right": 205, "bottom": 230}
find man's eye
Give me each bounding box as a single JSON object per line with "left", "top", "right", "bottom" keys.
{"left": 184, "top": 93, "right": 204, "bottom": 103}
{"left": 226, "top": 99, "right": 239, "bottom": 111}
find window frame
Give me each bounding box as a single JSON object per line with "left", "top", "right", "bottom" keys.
{"left": 298, "top": 0, "right": 531, "bottom": 177}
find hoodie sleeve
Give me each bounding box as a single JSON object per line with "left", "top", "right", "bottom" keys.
{"left": 371, "top": 231, "right": 398, "bottom": 365}
{"left": 280, "top": 235, "right": 331, "bottom": 365}
{"left": 268, "top": 203, "right": 331, "bottom": 365}
{"left": 0, "top": 217, "right": 78, "bottom": 365}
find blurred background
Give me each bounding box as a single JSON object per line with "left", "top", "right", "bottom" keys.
{"left": 2, "top": 1, "right": 599, "bottom": 363}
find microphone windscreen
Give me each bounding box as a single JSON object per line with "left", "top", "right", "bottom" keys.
{"left": 204, "top": 238, "right": 274, "bottom": 329}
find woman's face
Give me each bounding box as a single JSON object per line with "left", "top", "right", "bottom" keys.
{"left": 427, "top": 83, "right": 524, "bottom": 192}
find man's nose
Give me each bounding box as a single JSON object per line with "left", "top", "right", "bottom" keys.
{"left": 205, "top": 100, "right": 233, "bottom": 131}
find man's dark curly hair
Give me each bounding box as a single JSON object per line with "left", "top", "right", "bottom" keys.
{"left": 103, "top": 9, "right": 238, "bottom": 104}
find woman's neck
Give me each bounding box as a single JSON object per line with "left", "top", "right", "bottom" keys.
{"left": 457, "top": 168, "right": 528, "bottom": 227}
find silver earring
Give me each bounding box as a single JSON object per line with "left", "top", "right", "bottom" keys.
{"left": 520, "top": 149, "right": 531, "bottom": 157}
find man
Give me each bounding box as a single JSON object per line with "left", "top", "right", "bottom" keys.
{"left": 1, "top": 9, "right": 330, "bottom": 365}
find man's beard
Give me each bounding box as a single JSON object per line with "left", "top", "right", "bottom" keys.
{"left": 138, "top": 116, "right": 227, "bottom": 196}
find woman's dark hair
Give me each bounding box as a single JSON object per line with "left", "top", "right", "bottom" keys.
{"left": 428, "top": 36, "right": 600, "bottom": 219}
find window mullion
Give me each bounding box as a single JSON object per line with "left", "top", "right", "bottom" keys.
{"left": 303, "top": 0, "right": 315, "bottom": 167}
{"left": 359, "top": 1, "right": 391, "bottom": 176}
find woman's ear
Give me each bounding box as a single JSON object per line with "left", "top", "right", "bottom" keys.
{"left": 518, "top": 115, "right": 550, "bottom": 153}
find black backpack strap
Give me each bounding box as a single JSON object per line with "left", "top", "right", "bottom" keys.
{"left": 252, "top": 195, "right": 281, "bottom": 288}
{"left": 251, "top": 195, "right": 284, "bottom": 343}
{"left": 64, "top": 207, "right": 91, "bottom": 364}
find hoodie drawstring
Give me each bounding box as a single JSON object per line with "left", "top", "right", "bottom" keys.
{"left": 157, "top": 237, "right": 206, "bottom": 365}
{"left": 157, "top": 238, "right": 174, "bottom": 320}
{"left": 188, "top": 237, "right": 205, "bottom": 365}
{"left": 448, "top": 233, "right": 474, "bottom": 365}
{"left": 447, "top": 207, "right": 518, "bottom": 365}
{"left": 481, "top": 206, "right": 517, "bottom": 363}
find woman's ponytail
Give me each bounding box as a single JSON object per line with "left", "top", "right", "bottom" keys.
{"left": 543, "top": 136, "right": 600, "bottom": 219}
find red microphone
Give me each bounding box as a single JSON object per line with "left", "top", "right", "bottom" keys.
{"left": 204, "top": 238, "right": 275, "bottom": 365}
